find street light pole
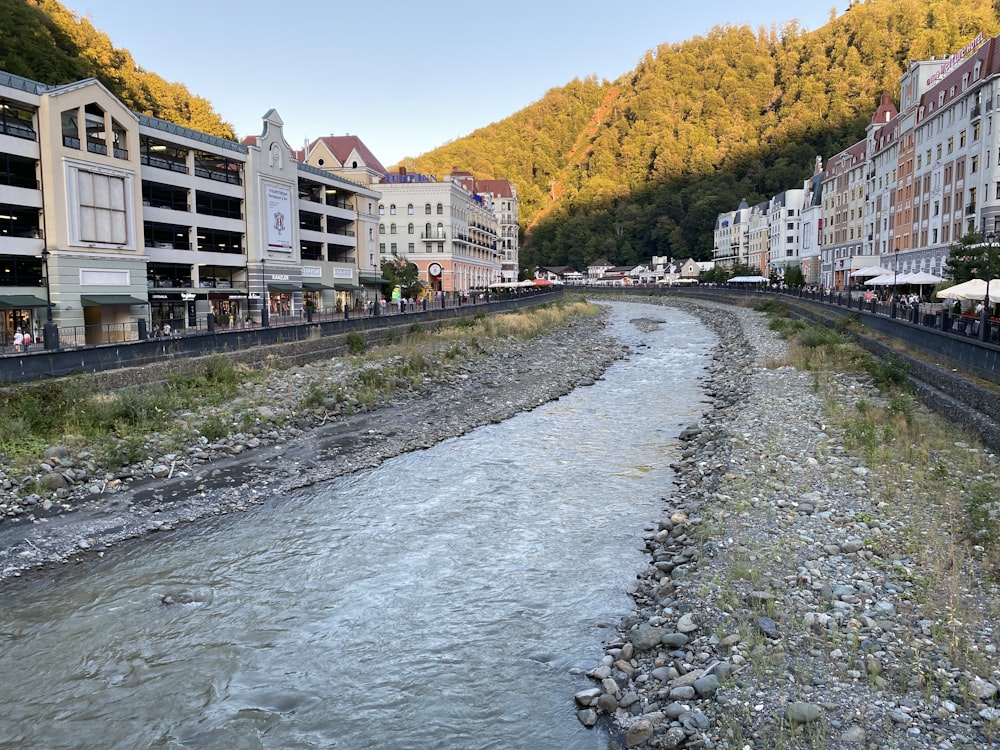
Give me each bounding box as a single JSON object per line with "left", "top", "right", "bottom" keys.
{"left": 260, "top": 257, "right": 269, "bottom": 328}
{"left": 40, "top": 248, "right": 58, "bottom": 350}
{"left": 892, "top": 247, "right": 899, "bottom": 318}
{"left": 982, "top": 232, "right": 994, "bottom": 342}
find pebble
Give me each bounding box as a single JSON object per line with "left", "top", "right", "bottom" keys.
{"left": 574, "top": 296, "right": 1000, "bottom": 749}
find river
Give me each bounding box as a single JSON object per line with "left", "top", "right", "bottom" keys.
{"left": 0, "top": 301, "right": 717, "bottom": 750}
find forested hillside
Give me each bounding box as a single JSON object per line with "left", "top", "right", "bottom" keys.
{"left": 407, "top": 0, "right": 1000, "bottom": 272}
{"left": 3, "top": 0, "right": 1000, "bottom": 272}
{"left": 0, "top": 0, "right": 234, "bottom": 138}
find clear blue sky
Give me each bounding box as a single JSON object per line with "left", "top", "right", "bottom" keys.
{"left": 60, "top": 0, "right": 836, "bottom": 166}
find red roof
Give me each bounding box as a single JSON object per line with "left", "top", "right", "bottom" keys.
{"left": 305, "top": 135, "right": 387, "bottom": 174}
{"left": 475, "top": 179, "right": 514, "bottom": 198}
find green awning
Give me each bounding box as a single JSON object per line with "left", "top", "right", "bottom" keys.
{"left": 302, "top": 281, "right": 334, "bottom": 290}
{"left": 359, "top": 273, "right": 387, "bottom": 284}
{"left": 0, "top": 294, "right": 49, "bottom": 309}
{"left": 333, "top": 282, "right": 361, "bottom": 291}
{"left": 267, "top": 282, "right": 301, "bottom": 292}
{"left": 81, "top": 294, "right": 149, "bottom": 306}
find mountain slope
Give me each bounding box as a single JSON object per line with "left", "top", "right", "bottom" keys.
{"left": 0, "top": 0, "right": 235, "bottom": 138}
{"left": 407, "top": 0, "right": 1000, "bottom": 271}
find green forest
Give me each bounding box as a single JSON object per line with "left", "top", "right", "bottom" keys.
{"left": 3, "top": 0, "right": 1000, "bottom": 273}
{"left": 405, "top": 0, "right": 1000, "bottom": 272}
{"left": 0, "top": 0, "right": 234, "bottom": 138}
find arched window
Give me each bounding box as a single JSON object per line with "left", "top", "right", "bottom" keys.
{"left": 390, "top": 223, "right": 397, "bottom": 234}
{"left": 436, "top": 203, "right": 443, "bottom": 215}
{"left": 425, "top": 203, "right": 432, "bottom": 214}
{"left": 378, "top": 204, "right": 385, "bottom": 215}
{"left": 437, "top": 222, "right": 444, "bottom": 238}
{"left": 379, "top": 223, "right": 385, "bottom": 234}
{"left": 390, "top": 204, "right": 397, "bottom": 215}
{"left": 407, "top": 223, "right": 414, "bottom": 234}
{"left": 407, "top": 204, "right": 414, "bottom": 215}
{"left": 425, "top": 222, "right": 432, "bottom": 237}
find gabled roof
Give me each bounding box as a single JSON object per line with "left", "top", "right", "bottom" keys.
{"left": 589, "top": 258, "right": 612, "bottom": 267}
{"left": 306, "top": 135, "right": 387, "bottom": 174}
{"left": 474, "top": 179, "right": 514, "bottom": 198}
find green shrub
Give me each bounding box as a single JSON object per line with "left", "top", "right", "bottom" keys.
{"left": 346, "top": 332, "right": 366, "bottom": 354}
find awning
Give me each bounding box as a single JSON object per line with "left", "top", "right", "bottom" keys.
{"left": 267, "top": 282, "right": 301, "bottom": 292}
{"left": 302, "top": 281, "right": 334, "bottom": 291}
{"left": 0, "top": 294, "right": 49, "bottom": 309}
{"left": 81, "top": 294, "right": 149, "bottom": 306}
{"left": 359, "top": 273, "right": 387, "bottom": 285}
{"left": 333, "top": 282, "right": 361, "bottom": 291}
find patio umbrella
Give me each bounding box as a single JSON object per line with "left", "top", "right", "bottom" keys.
{"left": 864, "top": 274, "right": 896, "bottom": 286}
{"left": 851, "top": 265, "right": 892, "bottom": 278}
{"left": 936, "top": 279, "right": 987, "bottom": 300}
{"left": 948, "top": 278, "right": 1000, "bottom": 302}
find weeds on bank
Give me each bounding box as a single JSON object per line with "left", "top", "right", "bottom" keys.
{"left": 0, "top": 301, "right": 601, "bottom": 472}
{"left": 752, "top": 304, "right": 1000, "bottom": 679}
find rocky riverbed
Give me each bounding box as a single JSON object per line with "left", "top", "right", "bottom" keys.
{"left": 4, "top": 296, "right": 1000, "bottom": 749}
{"left": 0, "top": 311, "right": 625, "bottom": 581}
{"left": 576, "top": 297, "right": 1000, "bottom": 749}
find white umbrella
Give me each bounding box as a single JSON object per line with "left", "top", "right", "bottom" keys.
{"left": 905, "top": 271, "right": 943, "bottom": 285}
{"left": 950, "top": 278, "right": 1000, "bottom": 302}
{"left": 864, "top": 274, "right": 896, "bottom": 286}
{"left": 937, "top": 279, "right": 988, "bottom": 300}
{"left": 851, "top": 265, "right": 892, "bottom": 278}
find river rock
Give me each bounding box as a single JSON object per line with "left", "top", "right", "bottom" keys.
{"left": 625, "top": 718, "right": 653, "bottom": 747}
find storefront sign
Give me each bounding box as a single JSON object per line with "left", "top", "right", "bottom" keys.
{"left": 265, "top": 184, "right": 293, "bottom": 251}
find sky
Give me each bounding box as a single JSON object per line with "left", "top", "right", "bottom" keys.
{"left": 60, "top": 0, "right": 836, "bottom": 167}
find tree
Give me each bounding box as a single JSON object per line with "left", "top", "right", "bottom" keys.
{"left": 380, "top": 257, "right": 422, "bottom": 299}
{"left": 784, "top": 265, "right": 805, "bottom": 287}
{"left": 944, "top": 232, "right": 1000, "bottom": 283}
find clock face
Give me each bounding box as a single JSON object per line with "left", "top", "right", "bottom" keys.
{"left": 428, "top": 262, "right": 442, "bottom": 277}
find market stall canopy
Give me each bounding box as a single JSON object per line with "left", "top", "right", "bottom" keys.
{"left": 850, "top": 265, "right": 892, "bottom": 278}
{"left": 727, "top": 275, "right": 769, "bottom": 283}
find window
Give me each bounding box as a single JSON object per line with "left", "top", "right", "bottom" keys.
{"left": 390, "top": 242, "right": 397, "bottom": 254}
{"left": 436, "top": 203, "right": 443, "bottom": 214}
{"left": 407, "top": 242, "right": 414, "bottom": 253}
{"left": 972, "top": 155, "right": 979, "bottom": 174}
{"left": 84, "top": 103, "right": 106, "bottom": 155}
{"left": 389, "top": 204, "right": 396, "bottom": 215}
{"left": 61, "top": 108, "right": 80, "bottom": 149}
{"left": 77, "top": 169, "right": 127, "bottom": 245}
{"left": 424, "top": 222, "right": 431, "bottom": 237}
{"left": 0, "top": 100, "right": 35, "bottom": 140}
{"left": 425, "top": 203, "right": 432, "bottom": 214}
{"left": 390, "top": 223, "right": 396, "bottom": 234}
{"left": 948, "top": 137, "right": 954, "bottom": 153}
{"left": 379, "top": 204, "right": 385, "bottom": 215}
{"left": 960, "top": 130, "right": 967, "bottom": 147}
{"left": 407, "top": 223, "right": 414, "bottom": 234}
{"left": 379, "top": 242, "right": 386, "bottom": 253}
{"left": 407, "top": 204, "right": 414, "bottom": 215}
{"left": 379, "top": 223, "right": 385, "bottom": 234}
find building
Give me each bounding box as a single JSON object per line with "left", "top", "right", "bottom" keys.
{"left": 373, "top": 169, "right": 502, "bottom": 293}
{"left": 0, "top": 70, "right": 381, "bottom": 347}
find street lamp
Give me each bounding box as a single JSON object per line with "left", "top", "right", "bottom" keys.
{"left": 892, "top": 247, "right": 900, "bottom": 318}
{"left": 40, "top": 248, "right": 58, "bottom": 350}
{"left": 260, "top": 257, "right": 269, "bottom": 327}
{"left": 982, "top": 232, "right": 995, "bottom": 342}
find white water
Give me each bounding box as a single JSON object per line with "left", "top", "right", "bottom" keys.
{"left": 0, "top": 301, "right": 716, "bottom": 750}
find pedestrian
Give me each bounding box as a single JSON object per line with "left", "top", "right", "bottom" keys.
{"left": 23, "top": 329, "right": 32, "bottom": 348}
{"left": 13, "top": 327, "right": 24, "bottom": 352}
{"left": 162, "top": 322, "right": 172, "bottom": 337}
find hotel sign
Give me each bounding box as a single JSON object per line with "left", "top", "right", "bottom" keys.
{"left": 926, "top": 33, "right": 986, "bottom": 87}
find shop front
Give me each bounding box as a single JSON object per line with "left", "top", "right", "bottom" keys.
{"left": 0, "top": 293, "right": 49, "bottom": 349}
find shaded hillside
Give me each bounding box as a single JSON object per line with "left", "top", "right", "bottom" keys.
{"left": 0, "top": 0, "right": 235, "bottom": 139}
{"left": 408, "top": 0, "right": 1000, "bottom": 271}
{"left": 395, "top": 76, "right": 610, "bottom": 223}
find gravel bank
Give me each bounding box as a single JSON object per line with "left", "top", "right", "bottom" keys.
{"left": 579, "top": 297, "right": 1000, "bottom": 749}
{"left": 0, "top": 312, "right": 624, "bottom": 582}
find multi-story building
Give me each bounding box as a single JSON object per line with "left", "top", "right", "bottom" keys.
{"left": 474, "top": 178, "right": 519, "bottom": 282}
{"left": 799, "top": 160, "right": 825, "bottom": 285}
{"left": 715, "top": 34, "right": 1000, "bottom": 292}
{"left": 0, "top": 70, "right": 381, "bottom": 346}
{"left": 766, "top": 189, "right": 804, "bottom": 278}
{"left": 374, "top": 169, "right": 501, "bottom": 293}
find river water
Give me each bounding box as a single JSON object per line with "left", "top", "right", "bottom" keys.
{"left": 0, "top": 301, "right": 716, "bottom": 750}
